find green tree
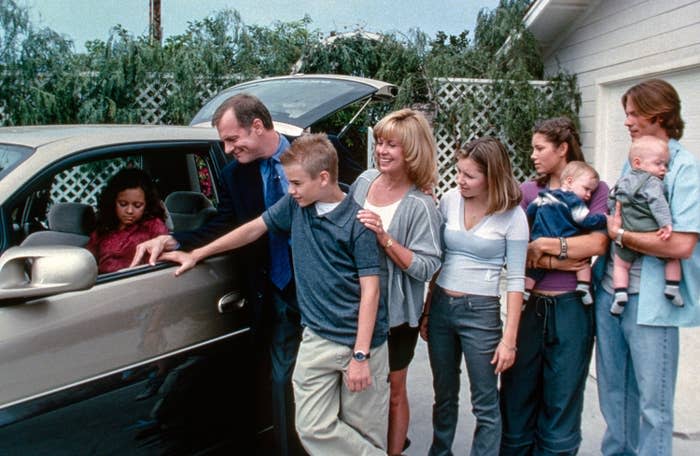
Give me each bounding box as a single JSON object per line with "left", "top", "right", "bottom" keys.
{"left": 422, "top": 0, "right": 579, "bottom": 176}
{"left": 1, "top": 0, "right": 581, "bottom": 180}
{"left": 1, "top": 0, "right": 76, "bottom": 125}
{"left": 301, "top": 31, "right": 427, "bottom": 106}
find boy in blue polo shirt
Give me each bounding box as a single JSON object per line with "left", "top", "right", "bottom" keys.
{"left": 161, "top": 133, "right": 389, "bottom": 455}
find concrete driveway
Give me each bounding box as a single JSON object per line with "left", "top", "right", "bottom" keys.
{"left": 405, "top": 332, "right": 700, "bottom": 455}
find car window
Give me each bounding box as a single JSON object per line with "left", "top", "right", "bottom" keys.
{"left": 5, "top": 157, "right": 144, "bottom": 248}
{"left": 191, "top": 78, "right": 378, "bottom": 128}
{"left": 0, "top": 144, "right": 33, "bottom": 179}
{"left": 3, "top": 145, "right": 221, "bottom": 268}
{"left": 51, "top": 157, "right": 142, "bottom": 207}
{"left": 193, "top": 152, "right": 218, "bottom": 206}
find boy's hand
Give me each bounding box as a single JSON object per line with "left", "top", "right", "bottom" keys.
{"left": 657, "top": 224, "right": 673, "bottom": 240}
{"left": 131, "top": 234, "right": 178, "bottom": 267}
{"left": 159, "top": 250, "right": 198, "bottom": 276}
{"left": 345, "top": 359, "right": 372, "bottom": 392}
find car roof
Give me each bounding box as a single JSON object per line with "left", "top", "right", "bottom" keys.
{"left": 190, "top": 74, "right": 397, "bottom": 135}
{"left": 0, "top": 125, "right": 221, "bottom": 203}
{"left": 0, "top": 124, "right": 220, "bottom": 150}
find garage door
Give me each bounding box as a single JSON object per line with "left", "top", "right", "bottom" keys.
{"left": 597, "top": 65, "right": 700, "bottom": 183}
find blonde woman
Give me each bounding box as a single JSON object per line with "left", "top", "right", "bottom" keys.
{"left": 352, "top": 109, "right": 442, "bottom": 456}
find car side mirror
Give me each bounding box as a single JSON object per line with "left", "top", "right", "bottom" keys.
{"left": 0, "top": 246, "right": 97, "bottom": 301}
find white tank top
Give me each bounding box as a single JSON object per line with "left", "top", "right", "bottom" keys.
{"left": 364, "top": 198, "right": 401, "bottom": 230}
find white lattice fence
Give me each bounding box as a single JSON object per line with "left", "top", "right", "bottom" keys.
{"left": 0, "top": 73, "right": 238, "bottom": 126}
{"left": 433, "top": 78, "right": 553, "bottom": 198}
{"left": 0, "top": 102, "right": 8, "bottom": 126}
{"left": 50, "top": 158, "right": 142, "bottom": 206}
{"left": 136, "top": 74, "right": 175, "bottom": 125}
{"left": 134, "top": 74, "right": 242, "bottom": 125}
{"left": 195, "top": 78, "right": 232, "bottom": 108}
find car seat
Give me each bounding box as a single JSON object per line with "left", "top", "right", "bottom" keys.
{"left": 164, "top": 191, "right": 217, "bottom": 232}
{"left": 21, "top": 202, "right": 96, "bottom": 247}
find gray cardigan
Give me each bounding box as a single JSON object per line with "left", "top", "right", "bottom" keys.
{"left": 350, "top": 169, "right": 442, "bottom": 327}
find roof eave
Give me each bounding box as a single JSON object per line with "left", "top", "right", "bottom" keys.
{"left": 523, "top": 0, "right": 595, "bottom": 59}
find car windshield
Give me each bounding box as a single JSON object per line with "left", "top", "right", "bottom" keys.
{"left": 190, "top": 78, "right": 378, "bottom": 128}
{"left": 0, "top": 144, "right": 32, "bottom": 180}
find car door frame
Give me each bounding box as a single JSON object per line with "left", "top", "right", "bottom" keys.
{"left": 0, "top": 139, "right": 255, "bottom": 454}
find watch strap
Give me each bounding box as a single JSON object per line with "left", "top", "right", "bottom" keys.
{"left": 353, "top": 350, "right": 370, "bottom": 361}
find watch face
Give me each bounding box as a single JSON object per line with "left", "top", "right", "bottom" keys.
{"left": 353, "top": 351, "right": 367, "bottom": 361}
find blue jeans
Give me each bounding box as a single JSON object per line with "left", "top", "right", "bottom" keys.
{"left": 500, "top": 292, "right": 594, "bottom": 456}
{"left": 595, "top": 288, "right": 678, "bottom": 456}
{"left": 427, "top": 287, "right": 502, "bottom": 456}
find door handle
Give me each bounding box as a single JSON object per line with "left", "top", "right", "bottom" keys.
{"left": 217, "top": 291, "right": 245, "bottom": 314}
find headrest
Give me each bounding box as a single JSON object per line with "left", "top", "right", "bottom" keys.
{"left": 165, "top": 191, "right": 214, "bottom": 214}
{"left": 47, "top": 202, "right": 96, "bottom": 235}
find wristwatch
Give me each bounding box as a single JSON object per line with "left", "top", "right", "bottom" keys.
{"left": 384, "top": 238, "right": 394, "bottom": 249}
{"left": 615, "top": 228, "right": 625, "bottom": 248}
{"left": 352, "top": 351, "right": 370, "bottom": 362}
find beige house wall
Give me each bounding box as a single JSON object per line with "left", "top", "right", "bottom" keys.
{"left": 539, "top": 0, "right": 700, "bottom": 183}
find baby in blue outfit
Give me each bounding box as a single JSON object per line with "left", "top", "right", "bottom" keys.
{"left": 525, "top": 161, "right": 607, "bottom": 303}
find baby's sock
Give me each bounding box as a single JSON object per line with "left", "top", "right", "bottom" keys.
{"left": 664, "top": 280, "right": 684, "bottom": 307}
{"left": 610, "top": 288, "right": 628, "bottom": 316}
{"left": 576, "top": 281, "right": 593, "bottom": 305}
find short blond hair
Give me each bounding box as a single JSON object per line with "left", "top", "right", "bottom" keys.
{"left": 281, "top": 133, "right": 338, "bottom": 182}
{"left": 373, "top": 108, "right": 438, "bottom": 190}
{"left": 560, "top": 161, "right": 599, "bottom": 183}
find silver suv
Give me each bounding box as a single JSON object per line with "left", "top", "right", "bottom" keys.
{"left": 0, "top": 75, "right": 395, "bottom": 454}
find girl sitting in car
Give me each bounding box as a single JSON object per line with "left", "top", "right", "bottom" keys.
{"left": 86, "top": 168, "right": 169, "bottom": 273}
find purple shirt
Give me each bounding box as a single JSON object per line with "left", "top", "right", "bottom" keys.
{"left": 520, "top": 179, "right": 609, "bottom": 292}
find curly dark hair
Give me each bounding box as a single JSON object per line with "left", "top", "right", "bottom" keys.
{"left": 95, "top": 168, "right": 165, "bottom": 234}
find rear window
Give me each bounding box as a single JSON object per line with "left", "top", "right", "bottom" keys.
{"left": 0, "top": 144, "right": 32, "bottom": 180}
{"left": 191, "top": 78, "right": 377, "bottom": 129}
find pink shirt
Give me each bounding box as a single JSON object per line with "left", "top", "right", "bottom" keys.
{"left": 520, "top": 179, "right": 609, "bottom": 292}
{"left": 86, "top": 217, "right": 169, "bottom": 273}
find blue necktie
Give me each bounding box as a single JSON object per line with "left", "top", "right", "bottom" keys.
{"left": 264, "top": 158, "right": 292, "bottom": 290}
